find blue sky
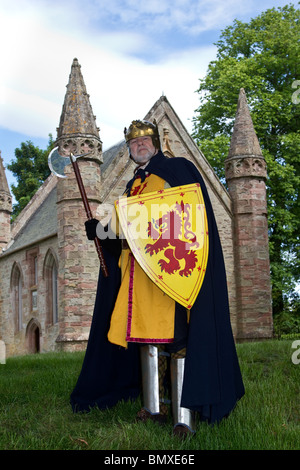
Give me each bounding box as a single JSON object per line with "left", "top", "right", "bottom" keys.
{"left": 0, "top": 0, "right": 298, "bottom": 194}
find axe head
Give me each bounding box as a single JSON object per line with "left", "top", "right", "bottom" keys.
{"left": 48, "top": 147, "right": 92, "bottom": 178}
{"left": 48, "top": 147, "right": 70, "bottom": 178}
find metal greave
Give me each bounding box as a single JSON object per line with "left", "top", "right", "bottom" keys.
{"left": 140, "top": 345, "right": 160, "bottom": 414}
{"left": 170, "top": 356, "right": 196, "bottom": 432}
{"left": 140, "top": 345, "right": 195, "bottom": 431}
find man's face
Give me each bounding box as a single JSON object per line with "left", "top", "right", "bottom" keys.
{"left": 129, "top": 136, "right": 158, "bottom": 165}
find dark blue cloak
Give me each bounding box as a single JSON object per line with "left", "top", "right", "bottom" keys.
{"left": 70, "top": 152, "right": 245, "bottom": 424}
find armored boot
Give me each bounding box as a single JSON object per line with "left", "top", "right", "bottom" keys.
{"left": 137, "top": 345, "right": 168, "bottom": 425}
{"left": 170, "top": 351, "right": 195, "bottom": 437}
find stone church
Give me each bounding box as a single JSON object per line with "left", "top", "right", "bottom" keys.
{"left": 0, "top": 58, "right": 273, "bottom": 358}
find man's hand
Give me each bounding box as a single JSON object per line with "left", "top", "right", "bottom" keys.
{"left": 85, "top": 218, "right": 99, "bottom": 240}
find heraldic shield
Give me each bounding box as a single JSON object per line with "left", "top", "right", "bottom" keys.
{"left": 115, "top": 183, "right": 209, "bottom": 309}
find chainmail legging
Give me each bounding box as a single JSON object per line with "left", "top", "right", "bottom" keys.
{"left": 157, "top": 345, "right": 186, "bottom": 415}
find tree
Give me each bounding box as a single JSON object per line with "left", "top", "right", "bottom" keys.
{"left": 7, "top": 135, "right": 53, "bottom": 219}
{"left": 192, "top": 4, "right": 300, "bottom": 316}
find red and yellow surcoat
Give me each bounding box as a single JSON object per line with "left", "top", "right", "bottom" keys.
{"left": 107, "top": 172, "right": 176, "bottom": 348}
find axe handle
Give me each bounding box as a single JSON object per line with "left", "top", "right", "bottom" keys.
{"left": 71, "top": 157, "right": 109, "bottom": 278}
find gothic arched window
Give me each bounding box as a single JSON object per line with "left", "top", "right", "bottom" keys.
{"left": 11, "top": 263, "right": 23, "bottom": 332}
{"left": 43, "top": 250, "right": 59, "bottom": 326}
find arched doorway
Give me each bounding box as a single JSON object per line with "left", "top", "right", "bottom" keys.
{"left": 26, "top": 319, "right": 41, "bottom": 354}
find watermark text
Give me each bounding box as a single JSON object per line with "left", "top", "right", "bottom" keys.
{"left": 292, "top": 80, "right": 300, "bottom": 104}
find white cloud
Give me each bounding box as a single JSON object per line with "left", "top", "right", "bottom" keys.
{"left": 0, "top": 0, "right": 218, "bottom": 149}
{"left": 53, "top": 0, "right": 249, "bottom": 35}
{"left": 0, "top": 0, "right": 296, "bottom": 152}
{"left": 0, "top": 86, "right": 60, "bottom": 137}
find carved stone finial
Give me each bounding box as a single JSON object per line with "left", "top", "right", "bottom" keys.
{"left": 162, "top": 128, "right": 175, "bottom": 158}
{"left": 56, "top": 59, "right": 102, "bottom": 162}
{"left": 225, "top": 89, "right": 266, "bottom": 180}
{"left": 0, "top": 153, "right": 12, "bottom": 213}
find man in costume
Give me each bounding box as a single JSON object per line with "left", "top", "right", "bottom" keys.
{"left": 70, "top": 120, "right": 245, "bottom": 438}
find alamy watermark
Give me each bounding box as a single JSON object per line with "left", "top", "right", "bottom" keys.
{"left": 0, "top": 340, "right": 6, "bottom": 364}
{"left": 291, "top": 340, "right": 300, "bottom": 365}
{"left": 292, "top": 80, "right": 300, "bottom": 104}
{"left": 96, "top": 200, "right": 207, "bottom": 250}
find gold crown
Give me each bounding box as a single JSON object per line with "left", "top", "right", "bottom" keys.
{"left": 124, "top": 119, "right": 159, "bottom": 143}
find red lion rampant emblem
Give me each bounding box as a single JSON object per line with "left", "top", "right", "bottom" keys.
{"left": 145, "top": 201, "right": 200, "bottom": 277}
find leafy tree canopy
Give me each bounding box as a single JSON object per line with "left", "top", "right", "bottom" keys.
{"left": 192, "top": 4, "right": 300, "bottom": 316}
{"left": 7, "top": 135, "right": 53, "bottom": 219}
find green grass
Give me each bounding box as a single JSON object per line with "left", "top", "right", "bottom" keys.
{"left": 0, "top": 339, "right": 299, "bottom": 450}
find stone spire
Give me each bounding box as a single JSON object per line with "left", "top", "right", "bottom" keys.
{"left": 56, "top": 58, "right": 102, "bottom": 162}
{"left": 55, "top": 59, "right": 103, "bottom": 351}
{"left": 0, "top": 152, "right": 12, "bottom": 250}
{"left": 225, "top": 88, "right": 267, "bottom": 180}
{"left": 225, "top": 88, "right": 272, "bottom": 341}
{"left": 0, "top": 152, "right": 10, "bottom": 195}
{"left": 228, "top": 88, "right": 263, "bottom": 158}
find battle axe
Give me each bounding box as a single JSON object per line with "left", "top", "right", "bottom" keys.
{"left": 48, "top": 147, "right": 108, "bottom": 277}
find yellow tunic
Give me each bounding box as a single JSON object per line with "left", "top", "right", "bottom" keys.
{"left": 107, "top": 172, "right": 175, "bottom": 348}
